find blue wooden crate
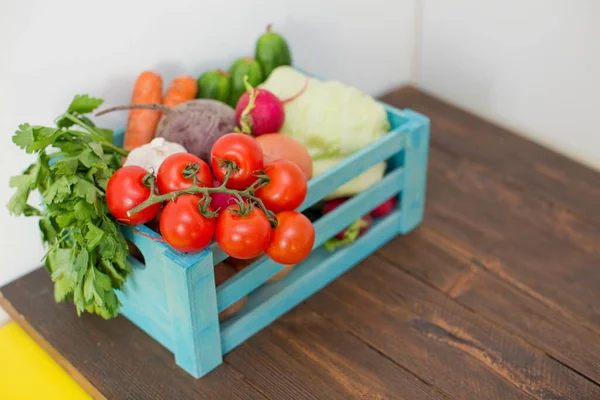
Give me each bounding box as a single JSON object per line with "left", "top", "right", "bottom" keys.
{"left": 113, "top": 101, "right": 430, "bottom": 379}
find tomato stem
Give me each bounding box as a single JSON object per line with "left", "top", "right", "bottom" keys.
{"left": 126, "top": 163, "right": 278, "bottom": 227}
{"left": 197, "top": 194, "right": 218, "bottom": 219}
{"left": 182, "top": 163, "right": 200, "bottom": 179}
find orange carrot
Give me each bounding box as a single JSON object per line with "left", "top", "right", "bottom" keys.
{"left": 162, "top": 76, "right": 197, "bottom": 108}
{"left": 124, "top": 71, "right": 163, "bottom": 151}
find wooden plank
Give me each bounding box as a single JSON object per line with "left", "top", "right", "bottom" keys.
{"left": 382, "top": 86, "right": 600, "bottom": 223}
{"left": 422, "top": 147, "right": 600, "bottom": 331}
{"left": 456, "top": 272, "right": 600, "bottom": 386}
{"left": 304, "top": 256, "right": 600, "bottom": 400}
{"left": 379, "top": 225, "right": 600, "bottom": 386}
{"left": 0, "top": 269, "right": 265, "bottom": 400}
{"left": 224, "top": 307, "right": 446, "bottom": 400}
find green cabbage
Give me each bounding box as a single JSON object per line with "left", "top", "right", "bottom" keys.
{"left": 260, "top": 66, "right": 390, "bottom": 159}
{"left": 260, "top": 66, "right": 390, "bottom": 197}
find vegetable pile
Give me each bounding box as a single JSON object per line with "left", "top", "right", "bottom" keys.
{"left": 7, "top": 23, "right": 397, "bottom": 320}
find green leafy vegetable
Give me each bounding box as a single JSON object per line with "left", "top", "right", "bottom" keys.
{"left": 323, "top": 217, "right": 370, "bottom": 252}
{"left": 7, "top": 94, "right": 130, "bottom": 319}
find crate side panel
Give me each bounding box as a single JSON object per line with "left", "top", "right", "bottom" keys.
{"left": 216, "top": 167, "right": 405, "bottom": 312}
{"left": 163, "top": 249, "right": 223, "bottom": 378}
{"left": 399, "top": 110, "right": 431, "bottom": 233}
{"left": 117, "top": 226, "right": 173, "bottom": 352}
{"left": 220, "top": 210, "right": 402, "bottom": 354}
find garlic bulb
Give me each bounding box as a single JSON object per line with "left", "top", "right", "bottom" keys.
{"left": 123, "top": 138, "right": 187, "bottom": 173}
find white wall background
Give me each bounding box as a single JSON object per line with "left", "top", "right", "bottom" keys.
{"left": 417, "top": 0, "right": 600, "bottom": 171}
{"left": 0, "top": 0, "right": 417, "bottom": 324}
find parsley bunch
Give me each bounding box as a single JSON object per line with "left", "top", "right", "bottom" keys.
{"left": 7, "top": 95, "right": 131, "bottom": 319}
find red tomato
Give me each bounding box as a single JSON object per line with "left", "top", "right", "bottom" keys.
{"left": 266, "top": 211, "right": 315, "bottom": 264}
{"left": 215, "top": 204, "right": 271, "bottom": 259}
{"left": 156, "top": 153, "right": 213, "bottom": 194}
{"left": 210, "top": 133, "right": 264, "bottom": 190}
{"left": 255, "top": 159, "right": 307, "bottom": 213}
{"left": 160, "top": 194, "right": 216, "bottom": 253}
{"left": 106, "top": 166, "right": 161, "bottom": 225}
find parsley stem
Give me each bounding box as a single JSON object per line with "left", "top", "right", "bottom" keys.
{"left": 61, "top": 113, "right": 129, "bottom": 157}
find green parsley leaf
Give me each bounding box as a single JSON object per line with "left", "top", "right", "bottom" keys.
{"left": 56, "top": 212, "right": 76, "bottom": 228}
{"left": 49, "top": 247, "right": 76, "bottom": 302}
{"left": 94, "top": 168, "right": 114, "bottom": 190}
{"left": 73, "top": 248, "right": 89, "bottom": 284}
{"left": 44, "top": 176, "right": 73, "bottom": 203}
{"left": 39, "top": 218, "right": 58, "bottom": 245}
{"left": 95, "top": 128, "right": 114, "bottom": 142}
{"left": 7, "top": 175, "right": 33, "bottom": 215}
{"left": 12, "top": 124, "right": 35, "bottom": 152}
{"left": 51, "top": 157, "right": 78, "bottom": 176}
{"left": 29, "top": 127, "right": 63, "bottom": 152}
{"left": 101, "top": 258, "right": 126, "bottom": 286}
{"left": 73, "top": 200, "right": 96, "bottom": 221}
{"left": 68, "top": 95, "right": 104, "bottom": 115}
{"left": 89, "top": 142, "right": 104, "bottom": 158}
{"left": 85, "top": 223, "right": 104, "bottom": 251}
{"left": 74, "top": 178, "right": 97, "bottom": 204}
{"left": 83, "top": 266, "right": 120, "bottom": 319}
{"left": 78, "top": 148, "right": 102, "bottom": 168}
{"left": 22, "top": 205, "right": 42, "bottom": 216}
{"left": 99, "top": 237, "right": 117, "bottom": 260}
{"left": 7, "top": 162, "right": 42, "bottom": 216}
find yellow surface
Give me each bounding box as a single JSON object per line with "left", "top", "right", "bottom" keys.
{"left": 0, "top": 322, "right": 90, "bottom": 400}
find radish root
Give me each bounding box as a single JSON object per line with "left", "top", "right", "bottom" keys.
{"left": 96, "top": 104, "right": 171, "bottom": 117}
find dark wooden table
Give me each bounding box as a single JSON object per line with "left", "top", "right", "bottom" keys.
{"left": 2, "top": 87, "right": 600, "bottom": 400}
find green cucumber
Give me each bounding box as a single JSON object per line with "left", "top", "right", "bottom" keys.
{"left": 228, "top": 57, "right": 264, "bottom": 107}
{"left": 197, "top": 69, "right": 231, "bottom": 104}
{"left": 255, "top": 24, "right": 292, "bottom": 78}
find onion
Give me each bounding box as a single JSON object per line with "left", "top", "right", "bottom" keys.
{"left": 255, "top": 133, "right": 313, "bottom": 180}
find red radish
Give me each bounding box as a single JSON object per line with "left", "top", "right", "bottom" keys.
{"left": 323, "top": 197, "right": 349, "bottom": 214}
{"left": 235, "top": 77, "right": 284, "bottom": 136}
{"left": 370, "top": 196, "right": 397, "bottom": 218}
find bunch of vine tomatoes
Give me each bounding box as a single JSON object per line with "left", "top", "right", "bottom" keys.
{"left": 106, "top": 132, "right": 315, "bottom": 265}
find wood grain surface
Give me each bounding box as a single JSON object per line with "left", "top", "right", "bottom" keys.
{"left": 2, "top": 86, "right": 599, "bottom": 399}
